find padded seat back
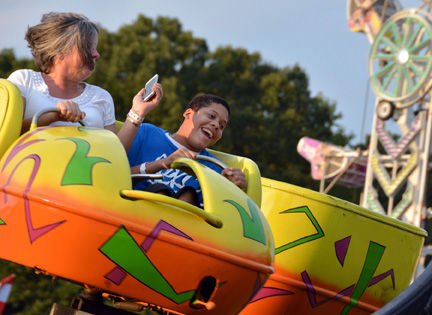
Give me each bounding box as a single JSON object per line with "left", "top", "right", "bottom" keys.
{"left": 0, "top": 79, "right": 23, "bottom": 158}
{"left": 207, "top": 149, "right": 262, "bottom": 207}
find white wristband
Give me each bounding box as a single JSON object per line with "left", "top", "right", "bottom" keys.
{"left": 139, "top": 162, "right": 147, "bottom": 174}
{"left": 127, "top": 109, "right": 144, "bottom": 126}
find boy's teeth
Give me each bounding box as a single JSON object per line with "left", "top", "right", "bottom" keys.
{"left": 202, "top": 128, "right": 212, "bottom": 138}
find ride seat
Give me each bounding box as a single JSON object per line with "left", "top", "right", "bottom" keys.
{"left": 0, "top": 79, "right": 23, "bottom": 159}
{"left": 207, "top": 149, "right": 262, "bottom": 207}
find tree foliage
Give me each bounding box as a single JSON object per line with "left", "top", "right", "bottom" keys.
{"left": 0, "top": 261, "right": 80, "bottom": 315}
{"left": 0, "top": 48, "right": 34, "bottom": 78}
{"left": 0, "top": 14, "right": 353, "bottom": 313}
{"left": 86, "top": 15, "right": 352, "bottom": 188}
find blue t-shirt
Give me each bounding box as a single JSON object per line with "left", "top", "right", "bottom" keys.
{"left": 128, "top": 123, "right": 223, "bottom": 205}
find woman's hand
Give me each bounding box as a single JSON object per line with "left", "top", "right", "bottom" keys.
{"left": 131, "top": 83, "right": 163, "bottom": 118}
{"left": 56, "top": 100, "right": 86, "bottom": 122}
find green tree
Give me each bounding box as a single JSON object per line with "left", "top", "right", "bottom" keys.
{"left": 86, "top": 15, "right": 352, "bottom": 192}
{"left": 88, "top": 15, "right": 209, "bottom": 131}
{"left": 0, "top": 48, "right": 34, "bottom": 78}
{"left": 0, "top": 261, "right": 80, "bottom": 315}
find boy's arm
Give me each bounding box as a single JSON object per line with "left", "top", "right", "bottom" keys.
{"left": 130, "top": 159, "right": 171, "bottom": 174}
{"left": 131, "top": 147, "right": 197, "bottom": 174}
{"left": 117, "top": 83, "right": 163, "bottom": 152}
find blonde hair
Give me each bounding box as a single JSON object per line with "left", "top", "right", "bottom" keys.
{"left": 25, "top": 12, "right": 99, "bottom": 73}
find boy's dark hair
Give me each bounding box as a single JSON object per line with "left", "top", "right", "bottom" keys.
{"left": 187, "top": 94, "right": 231, "bottom": 117}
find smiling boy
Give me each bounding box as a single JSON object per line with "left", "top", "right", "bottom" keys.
{"left": 128, "top": 94, "right": 246, "bottom": 206}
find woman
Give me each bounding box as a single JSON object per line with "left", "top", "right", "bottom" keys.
{"left": 7, "top": 12, "right": 161, "bottom": 152}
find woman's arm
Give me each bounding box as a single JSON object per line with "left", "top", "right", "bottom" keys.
{"left": 21, "top": 99, "right": 85, "bottom": 133}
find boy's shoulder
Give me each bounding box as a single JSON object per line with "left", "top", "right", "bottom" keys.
{"left": 139, "top": 123, "right": 165, "bottom": 133}
{"left": 136, "top": 123, "right": 169, "bottom": 141}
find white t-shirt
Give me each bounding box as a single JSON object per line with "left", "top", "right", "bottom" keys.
{"left": 8, "top": 69, "right": 116, "bottom": 128}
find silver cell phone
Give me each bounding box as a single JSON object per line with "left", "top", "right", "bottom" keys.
{"left": 143, "top": 74, "right": 159, "bottom": 101}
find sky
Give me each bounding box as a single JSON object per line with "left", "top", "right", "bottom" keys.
{"left": 0, "top": 0, "right": 421, "bottom": 145}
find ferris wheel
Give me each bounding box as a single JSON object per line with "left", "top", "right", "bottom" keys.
{"left": 369, "top": 9, "right": 432, "bottom": 112}
{"left": 345, "top": 0, "right": 432, "bottom": 224}
{"left": 345, "top": 0, "right": 432, "bottom": 281}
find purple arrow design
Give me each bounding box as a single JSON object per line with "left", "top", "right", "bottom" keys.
{"left": 3, "top": 154, "right": 65, "bottom": 243}
{"left": 105, "top": 220, "right": 193, "bottom": 285}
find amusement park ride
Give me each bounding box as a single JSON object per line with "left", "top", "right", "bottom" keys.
{"left": 0, "top": 0, "right": 431, "bottom": 314}
{"left": 303, "top": 0, "right": 432, "bottom": 276}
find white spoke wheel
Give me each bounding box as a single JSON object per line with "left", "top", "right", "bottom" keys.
{"left": 369, "top": 10, "right": 432, "bottom": 108}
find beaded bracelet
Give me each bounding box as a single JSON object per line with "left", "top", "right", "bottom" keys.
{"left": 127, "top": 109, "right": 144, "bottom": 126}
